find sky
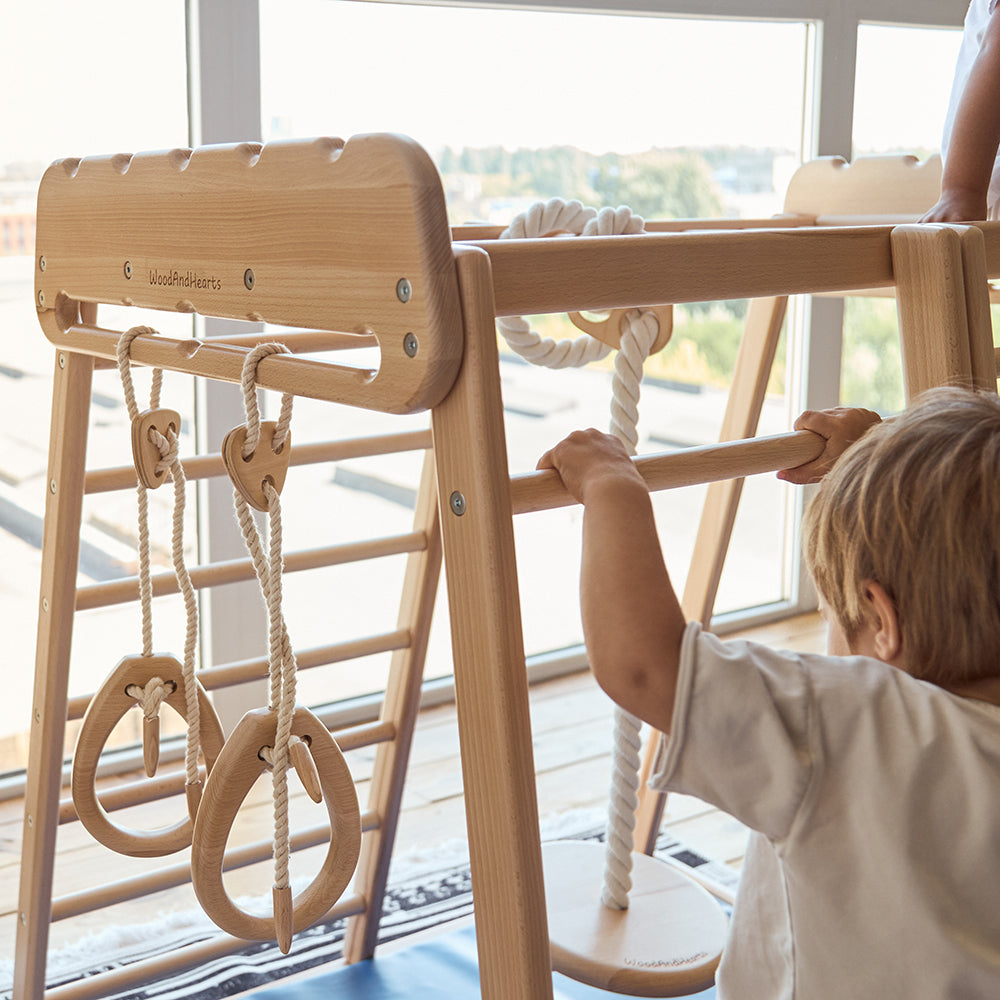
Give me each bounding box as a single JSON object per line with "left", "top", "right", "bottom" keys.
{"left": 0, "top": 0, "right": 963, "bottom": 168}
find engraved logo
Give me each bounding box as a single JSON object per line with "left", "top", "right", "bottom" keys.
{"left": 148, "top": 267, "right": 222, "bottom": 291}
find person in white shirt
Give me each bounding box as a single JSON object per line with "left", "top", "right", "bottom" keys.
{"left": 923, "top": 0, "right": 1000, "bottom": 221}
{"left": 537, "top": 388, "right": 1000, "bottom": 998}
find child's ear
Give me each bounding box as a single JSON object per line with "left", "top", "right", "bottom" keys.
{"left": 861, "top": 579, "right": 903, "bottom": 663}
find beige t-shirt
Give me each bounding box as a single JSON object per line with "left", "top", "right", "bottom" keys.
{"left": 651, "top": 622, "right": 1000, "bottom": 999}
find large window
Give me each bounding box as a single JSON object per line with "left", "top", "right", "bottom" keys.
{"left": 0, "top": 0, "right": 188, "bottom": 774}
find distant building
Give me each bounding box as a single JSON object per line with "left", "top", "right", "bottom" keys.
{"left": 0, "top": 210, "right": 35, "bottom": 256}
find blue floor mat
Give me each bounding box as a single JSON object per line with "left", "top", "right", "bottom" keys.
{"left": 247, "top": 923, "right": 717, "bottom": 999}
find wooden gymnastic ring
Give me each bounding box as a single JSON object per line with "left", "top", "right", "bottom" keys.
{"left": 71, "top": 654, "right": 225, "bottom": 857}
{"left": 191, "top": 706, "right": 361, "bottom": 942}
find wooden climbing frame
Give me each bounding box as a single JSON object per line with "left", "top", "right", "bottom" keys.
{"left": 15, "top": 135, "right": 999, "bottom": 1000}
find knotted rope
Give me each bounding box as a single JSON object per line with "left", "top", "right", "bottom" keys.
{"left": 496, "top": 198, "right": 644, "bottom": 368}
{"left": 231, "top": 342, "right": 298, "bottom": 899}
{"left": 499, "top": 200, "right": 658, "bottom": 911}
{"left": 116, "top": 326, "right": 200, "bottom": 790}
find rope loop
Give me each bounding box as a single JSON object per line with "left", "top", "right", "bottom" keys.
{"left": 496, "top": 199, "right": 646, "bottom": 369}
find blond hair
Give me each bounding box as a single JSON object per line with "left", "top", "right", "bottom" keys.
{"left": 804, "top": 387, "right": 1000, "bottom": 686}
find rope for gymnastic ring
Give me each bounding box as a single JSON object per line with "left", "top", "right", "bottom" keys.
{"left": 498, "top": 200, "right": 657, "bottom": 910}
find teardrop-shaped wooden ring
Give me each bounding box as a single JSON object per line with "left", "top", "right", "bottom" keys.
{"left": 72, "top": 654, "right": 225, "bottom": 857}
{"left": 222, "top": 422, "right": 291, "bottom": 512}
{"left": 131, "top": 408, "right": 181, "bottom": 489}
{"left": 191, "top": 706, "right": 361, "bottom": 941}
{"left": 567, "top": 304, "right": 673, "bottom": 353}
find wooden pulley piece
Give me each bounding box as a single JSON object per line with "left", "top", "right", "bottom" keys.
{"left": 71, "top": 654, "right": 225, "bottom": 857}
{"left": 222, "top": 420, "right": 291, "bottom": 511}
{"left": 191, "top": 705, "right": 361, "bottom": 951}
{"left": 568, "top": 304, "right": 674, "bottom": 353}
{"left": 542, "top": 841, "right": 728, "bottom": 997}
{"left": 131, "top": 407, "right": 181, "bottom": 489}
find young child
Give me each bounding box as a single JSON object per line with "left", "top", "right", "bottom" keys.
{"left": 922, "top": 1, "right": 1000, "bottom": 222}
{"left": 537, "top": 387, "right": 1000, "bottom": 998}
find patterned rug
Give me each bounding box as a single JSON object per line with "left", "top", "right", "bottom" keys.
{"left": 2, "top": 811, "right": 737, "bottom": 1000}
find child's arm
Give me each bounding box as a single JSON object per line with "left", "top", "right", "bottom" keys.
{"left": 922, "top": 9, "right": 1000, "bottom": 222}
{"left": 777, "top": 406, "right": 881, "bottom": 485}
{"left": 537, "top": 430, "right": 685, "bottom": 735}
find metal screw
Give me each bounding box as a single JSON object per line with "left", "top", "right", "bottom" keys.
{"left": 396, "top": 278, "right": 412, "bottom": 303}
{"left": 39, "top": 256, "right": 46, "bottom": 272}
{"left": 403, "top": 333, "right": 419, "bottom": 358}
{"left": 42, "top": 597, "right": 49, "bottom": 612}
{"left": 449, "top": 491, "right": 467, "bottom": 516}
{"left": 58, "top": 354, "right": 66, "bottom": 369}
{"left": 27, "top": 814, "right": 33, "bottom": 827}
{"left": 244, "top": 268, "right": 255, "bottom": 290}
{"left": 37, "top": 289, "right": 45, "bottom": 307}
{"left": 34, "top": 709, "right": 41, "bottom": 722}
{"left": 49, "top": 479, "right": 57, "bottom": 494}
{"left": 123, "top": 260, "right": 133, "bottom": 279}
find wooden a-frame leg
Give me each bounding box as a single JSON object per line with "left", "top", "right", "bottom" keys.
{"left": 342, "top": 450, "right": 442, "bottom": 962}
{"left": 633, "top": 296, "right": 788, "bottom": 856}
{"left": 14, "top": 349, "right": 94, "bottom": 1000}
{"left": 432, "top": 244, "right": 553, "bottom": 1000}
{"left": 956, "top": 225, "right": 998, "bottom": 394}
{"left": 892, "top": 224, "right": 976, "bottom": 400}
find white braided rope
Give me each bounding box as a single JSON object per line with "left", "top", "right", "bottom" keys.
{"left": 600, "top": 309, "right": 660, "bottom": 910}
{"left": 496, "top": 200, "right": 644, "bottom": 369}
{"left": 588, "top": 226, "right": 659, "bottom": 910}
{"left": 233, "top": 343, "right": 298, "bottom": 893}
{"left": 116, "top": 328, "right": 201, "bottom": 787}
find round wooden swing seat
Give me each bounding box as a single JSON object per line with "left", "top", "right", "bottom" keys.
{"left": 541, "top": 841, "right": 729, "bottom": 997}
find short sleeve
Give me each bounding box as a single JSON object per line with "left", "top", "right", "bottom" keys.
{"left": 649, "top": 622, "right": 816, "bottom": 842}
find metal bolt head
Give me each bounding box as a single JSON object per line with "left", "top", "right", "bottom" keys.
{"left": 58, "top": 353, "right": 66, "bottom": 369}
{"left": 49, "top": 478, "right": 57, "bottom": 494}
{"left": 244, "top": 268, "right": 255, "bottom": 290}
{"left": 39, "top": 256, "right": 46, "bottom": 272}
{"left": 449, "top": 491, "right": 467, "bottom": 516}
{"left": 396, "top": 278, "right": 412, "bottom": 303}
{"left": 403, "top": 332, "right": 419, "bottom": 358}
{"left": 123, "top": 260, "right": 133, "bottom": 279}
{"left": 41, "top": 597, "right": 49, "bottom": 612}
{"left": 37, "top": 289, "right": 45, "bottom": 307}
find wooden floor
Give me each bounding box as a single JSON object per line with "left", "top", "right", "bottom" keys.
{"left": 0, "top": 611, "right": 825, "bottom": 985}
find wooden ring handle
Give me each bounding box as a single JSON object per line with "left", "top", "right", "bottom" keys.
{"left": 191, "top": 706, "right": 361, "bottom": 943}
{"left": 72, "top": 655, "right": 225, "bottom": 857}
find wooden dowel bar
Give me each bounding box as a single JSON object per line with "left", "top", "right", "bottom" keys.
{"left": 207, "top": 329, "right": 379, "bottom": 351}
{"left": 57, "top": 722, "right": 395, "bottom": 823}
{"left": 471, "top": 226, "right": 896, "bottom": 317}
{"left": 51, "top": 812, "right": 378, "bottom": 922}
{"left": 84, "top": 429, "right": 432, "bottom": 495}
{"left": 197, "top": 631, "right": 412, "bottom": 691}
{"left": 66, "top": 631, "right": 409, "bottom": 720}
{"left": 511, "top": 430, "right": 824, "bottom": 515}
{"left": 57, "top": 324, "right": 379, "bottom": 405}
{"left": 75, "top": 532, "right": 426, "bottom": 610}
{"left": 44, "top": 893, "right": 368, "bottom": 1000}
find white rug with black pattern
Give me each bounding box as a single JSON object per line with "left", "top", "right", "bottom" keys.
{"left": 1, "top": 810, "right": 737, "bottom": 1000}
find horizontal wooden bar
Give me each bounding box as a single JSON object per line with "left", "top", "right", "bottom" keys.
{"left": 208, "top": 329, "right": 378, "bottom": 351}
{"left": 85, "top": 429, "right": 432, "bottom": 494}
{"left": 45, "top": 892, "right": 368, "bottom": 1000}
{"left": 75, "top": 531, "right": 426, "bottom": 610}
{"left": 470, "top": 226, "right": 897, "bottom": 317}
{"left": 450, "top": 216, "right": 815, "bottom": 242}
{"left": 511, "top": 430, "right": 824, "bottom": 515}
{"left": 58, "top": 722, "right": 396, "bottom": 820}
{"left": 51, "top": 811, "right": 378, "bottom": 922}
{"left": 197, "top": 631, "right": 411, "bottom": 691}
